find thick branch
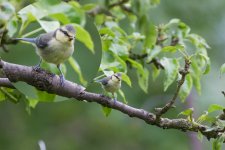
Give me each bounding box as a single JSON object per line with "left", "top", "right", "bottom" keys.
{"left": 0, "top": 59, "right": 222, "bottom": 140}
{"left": 155, "top": 59, "right": 191, "bottom": 118}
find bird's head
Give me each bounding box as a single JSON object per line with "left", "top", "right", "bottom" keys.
{"left": 55, "top": 24, "right": 76, "bottom": 44}
{"left": 111, "top": 72, "right": 122, "bottom": 83}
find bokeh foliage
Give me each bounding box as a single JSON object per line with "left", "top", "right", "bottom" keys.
{"left": 1, "top": 0, "right": 225, "bottom": 150}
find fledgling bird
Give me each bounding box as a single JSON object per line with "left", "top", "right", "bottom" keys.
{"left": 96, "top": 73, "right": 122, "bottom": 103}
{"left": 15, "top": 24, "right": 76, "bottom": 85}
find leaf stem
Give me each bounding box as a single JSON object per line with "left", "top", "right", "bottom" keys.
{"left": 22, "top": 27, "right": 43, "bottom": 38}
{"left": 0, "top": 87, "right": 18, "bottom": 103}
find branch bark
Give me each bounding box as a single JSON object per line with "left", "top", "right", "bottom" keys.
{"left": 0, "top": 59, "right": 222, "bottom": 141}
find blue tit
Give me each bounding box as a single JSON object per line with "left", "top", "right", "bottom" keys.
{"left": 15, "top": 24, "right": 76, "bottom": 85}
{"left": 96, "top": 72, "right": 122, "bottom": 103}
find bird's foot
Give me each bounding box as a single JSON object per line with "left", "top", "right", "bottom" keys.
{"left": 33, "top": 64, "right": 41, "bottom": 71}
{"left": 100, "top": 94, "right": 105, "bottom": 97}
{"left": 59, "top": 74, "right": 65, "bottom": 87}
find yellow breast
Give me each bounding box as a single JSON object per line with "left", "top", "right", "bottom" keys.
{"left": 36, "top": 38, "right": 74, "bottom": 65}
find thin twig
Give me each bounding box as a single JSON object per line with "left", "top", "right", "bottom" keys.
{"left": 155, "top": 59, "right": 191, "bottom": 118}
{"left": 108, "top": 0, "right": 129, "bottom": 9}
{"left": 221, "top": 91, "right": 225, "bottom": 97}
{"left": 148, "top": 58, "right": 165, "bottom": 70}
{"left": 129, "top": 52, "right": 148, "bottom": 60}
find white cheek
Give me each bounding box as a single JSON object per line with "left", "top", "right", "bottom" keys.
{"left": 56, "top": 32, "right": 68, "bottom": 43}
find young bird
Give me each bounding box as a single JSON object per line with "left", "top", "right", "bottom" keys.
{"left": 97, "top": 73, "right": 122, "bottom": 103}
{"left": 15, "top": 24, "right": 76, "bottom": 85}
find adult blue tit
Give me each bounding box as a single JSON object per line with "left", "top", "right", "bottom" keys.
{"left": 96, "top": 72, "right": 122, "bottom": 103}
{"left": 15, "top": 24, "right": 76, "bottom": 85}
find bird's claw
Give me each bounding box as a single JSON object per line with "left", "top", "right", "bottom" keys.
{"left": 100, "top": 94, "right": 105, "bottom": 97}
{"left": 33, "top": 64, "right": 41, "bottom": 71}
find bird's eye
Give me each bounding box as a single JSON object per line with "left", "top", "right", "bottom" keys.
{"left": 114, "top": 75, "right": 120, "bottom": 80}
{"left": 60, "top": 29, "right": 70, "bottom": 37}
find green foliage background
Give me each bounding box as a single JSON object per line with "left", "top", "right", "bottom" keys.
{"left": 1, "top": 0, "right": 225, "bottom": 149}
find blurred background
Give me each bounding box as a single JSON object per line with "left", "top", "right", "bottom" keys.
{"left": 1, "top": 0, "right": 225, "bottom": 149}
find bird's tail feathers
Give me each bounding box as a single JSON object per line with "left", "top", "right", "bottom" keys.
{"left": 95, "top": 79, "right": 103, "bottom": 83}
{"left": 14, "top": 38, "right": 36, "bottom": 43}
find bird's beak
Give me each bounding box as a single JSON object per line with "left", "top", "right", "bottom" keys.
{"left": 69, "top": 36, "right": 74, "bottom": 41}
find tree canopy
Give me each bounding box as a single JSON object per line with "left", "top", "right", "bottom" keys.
{"left": 1, "top": 0, "right": 225, "bottom": 150}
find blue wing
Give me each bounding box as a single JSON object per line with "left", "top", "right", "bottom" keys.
{"left": 35, "top": 31, "right": 55, "bottom": 49}
{"left": 96, "top": 77, "right": 110, "bottom": 85}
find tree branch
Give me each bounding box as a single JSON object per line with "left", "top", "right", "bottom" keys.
{"left": 108, "top": 0, "right": 129, "bottom": 9}
{"left": 155, "top": 59, "right": 191, "bottom": 118}
{"left": 148, "top": 58, "right": 165, "bottom": 70}
{"left": 0, "top": 78, "right": 14, "bottom": 88}
{"left": 0, "top": 59, "right": 222, "bottom": 141}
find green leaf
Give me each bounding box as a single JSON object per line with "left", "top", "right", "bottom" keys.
{"left": 162, "top": 45, "right": 184, "bottom": 53}
{"left": 198, "top": 53, "right": 210, "bottom": 74}
{"left": 137, "top": 68, "right": 149, "bottom": 93}
{"left": 165, "top": 18, "right": 180, "bottom": 28}
{"left": 178, "top": 107, "right": 194, "bottom": 116}
{"left": 150, "top": 0, "right": 160, "bottom": 5}
{"left": 161, "top": 57, "right": 179, "bottom": 91}
{"left": 146, "top": 46, "right": 161, "bottom": 62}
{"left": 49, "top": 13, "right": 70, "bottom": 24}
{"left": 68, "top": 57, "right": 87, "bottom": 86}
{"left": 0, "top": 90, "right": 5, "bottom": 102}
{"left": 190, "top": 60, "right": 202, "bottom": 95}
{"left": 208, "top": 104, "right": 225, "bottom": 113}
{"left": 99, "top": 27, "right": 115, "bottom": 37}
{"left": 27, "top": 97, "right": 39, "bottom": 109}
{"left": 0, "top": 88, "right": 18, "bottom": 103}
{"left": 127, "top": 58, "right": 149, "bottom": 93}
{"left": 6, "top": 16, "right": 18, "bottom": 37}
{"left": 81, "top": 3, "right": 97, "bottom": 11}
{"left": 144, "top": 23, "right": 157, "bottom": 48}
{"left": 197, "top": 111, "right": 209, "bottom": 123}
{"left": 220, "top": 63, "right": 225, "bottom": 76}
{"left": 36, "top": 90, "right": 56, "bottom": 102}
{"left": 38, "top": 0, "right": 61, "bottom": 6}
{"left": 187, "top": 33, "right": 210, "bottom": 49}
{"left": 0, "top": 2, "right": 15, "bottom": 22}
{"left": 152, "top": 65, "right": 160, "bottom": 81}
{"left": 102, "top": 106, "right": 112, "bottom": 117}
{"left": 109, "top": 42, "right": 129, "bottom": 57}
{"left": 213, "top": 135, "right": 225, "bottom": 150}
{"left": 179, "top": 74, "right": 193, "bottom": 102}
{"left": 118, "top": 89, "right": 127, "bottom": 104}
{"left": 111, "top": 52, "right": 127, "bottom": 72}
{"left": 197, "top": 131, "right": 203, "bottom": 142}
{"left": 18, "top": 12, "right": 37, "bottom": 35}
{"left": 18, "top": 4, "right": 45, "bottom": 19}
{"left": 74, "top": 24, "right": 94, "bottom": 53}
{"left": 128, "top": 32, "right": 145, "bottom": 41}
{"left": 121, "top": 73, "right": 132, "bottom": 87}
{"left": 38, "top": 20, "right": 60, "bottom": 32}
